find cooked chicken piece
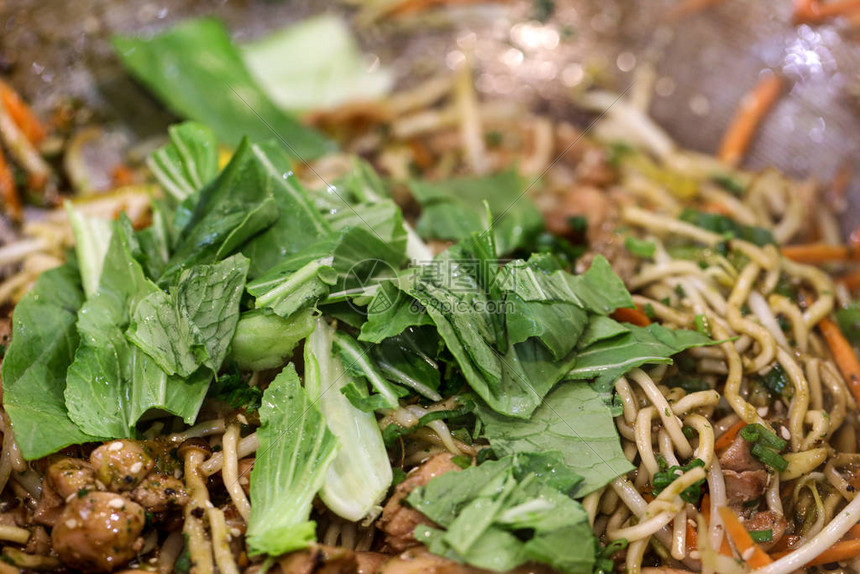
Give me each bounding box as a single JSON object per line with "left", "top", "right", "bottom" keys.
{"left": 378, "top": 453, "right": 463, "bottom": 552}
{"left": 719, "top": 434, "right": 764, "bottom": 473}
{"left": 90, "top": 440, "right": 154, "bottom": 492}
{"left": 356, "top": 552, "right": 389, "bottom": 574}
{"left": 52, "top": 491, "right": 145, "bottom": 572}
{"left": 378, "top": 549, "right": 556, "bottom": 574}
{"left": 276, "top": 544, "right": 357, "bottom": 574}
{"left": 743, "top": 510, "right": 787, "bottom": 552}
{"left": 46, "top": 457, "right": 96, "bottom": 499}
{"left": 719, "top": 433, "right": 769, "bottom": 506}
{"left": 24, "top": 525, "right": 52, "bottom": 555}
{"left": 129, "top": 472, "right": 187, "bottom": 513}
{"left": 723, "top": 469, "right": 769, "bottom": 506}
{"left": 32, "top": 481, "right": 63, "bottom": 527}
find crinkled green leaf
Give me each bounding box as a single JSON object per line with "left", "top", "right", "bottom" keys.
{"left": 247, "top": 364, "right": 338, "bottom": 556}
{"left": 147, "top": 122, "right": 219, "bottom": 202}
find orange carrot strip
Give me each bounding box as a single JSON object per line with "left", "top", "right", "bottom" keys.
{"left": 387, "top": 0, "right": 505, "bottom": 18}
{"left": 0, "top": 81, "right": 46, "bottom": 146}
{"left": 685, "top": 520, "right": 699, "bottom": 551}
{"left": 111, "top": 164, "right": 135, "bottom": 188}
{"left": 718, "top": 74, "right": 784, "bottom": 166}
{"left": 781, "top": 243, "right": 854, "bottom": 263}
{"left": 848, "top": 524, "right": 860, "bottom": 539}
{"left": 805, "top": 539, "right": 860, "bottom": 566}
{"left": 819, "top": 317, "right": 860, "bottom": 406}
{"left": 797, "top": 0, "right": 860, "bottom": 23}
{"left": 611, "top": 306, "right": 652, "bottom": 327}
{"left": 667, "top": 0, "right": 727, "bottom": 19}
{"left": 718, "top": 507, "right": 773, "bottom": 567}
{"left": 714, "top": 419, "right": 746, "bottom": 451}
{"left": 0, "top": 146, "right": 21, "bottom": 221}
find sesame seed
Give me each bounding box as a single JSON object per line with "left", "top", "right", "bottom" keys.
{"left": 108, "top": 441, "right": 124, "bottom": 452}
{"left": 757, "top": 406, "right": 769, "bottom": 416}
{"left": 65, "top": 493, "right": 77, "bottom": 503}
{"left": 95, "top": 480, "right": 106, "bottom": 491}
{"left": 780, "top": 427, "right": 791, "bottom": 440}
{"left": 130, "top": 462, "right": 143, "bottom": 474}
{"left": 689, "top": 551, "right": 700, "bottom": 560}
{"left": 230, "top": 528, "right": 242, "bottom": 538}
{"left": 108, "top": 497, "right": 125, "bottom": 509}
{"left": 237, "top": 414, "right": 248, "bottom": 425}
{"left": 65, "top": 519, "right": 77, "bottom": 529}
{"left": 742, "top": 547, "right": 755, "bottom": 561}
{"left": 205, "top": 500, "right": 214, "bottom": 509}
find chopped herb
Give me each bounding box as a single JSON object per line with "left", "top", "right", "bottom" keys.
{"left": 754, "top": 364, "right": 789, "bottom": 397}
{"left": 750, "top": 443, "right": 788, "bottom": 472}
{"left": 709, "top": 174, "right": 746, "bottom": 197}
{"left": 607, "top": 141, "right": 634, "bottom": 167}
{"left": 567, "top": 215, "right": 588, "bottom": 234}
{"left": 642, "top": 303, "right": 656, "bottom": 320}
{"left": 666, "top": 373, "right": 710, "bottom": 394}
{"left": 450, "top": 455, "right": 472, "bottom": 469}
{"left": 652, "top": 458, "right": 706, "bottom": 503}
{"left": 485, "top": 131, "right": 503, "bottom": 148}
{"left": 624, "top": 236, "right": 656, "bottom": 259}
{"left": 682, "top": 426, "right": 696, "bottom": 439}
{"left": 476, "top": 447, "right": 495, "bottom": 464}
{"left": 391, "top": 467, "right": 407, "bottom": 487}
{"left": 740, "top": 423, "right": 787, "bottom": 450}
{"left": 209, "top": 365, "right": 263, "bottom": 413}
{"left": 679, "top": 209, "right": 775, "bottom": 247}
{"left": 175, "top": 546, "right": 191, "bottom": 574}
{"left": 593, "top": 538, "right": 628, "bottom": 574}
{"left": 749, "top": 529, "right": 773, "bottom": 543}
{"left": 694, "top": 314, "right": 712, "bottom": 338}
{"left": 532, "top": 0, "right": 555, "bottom": 21}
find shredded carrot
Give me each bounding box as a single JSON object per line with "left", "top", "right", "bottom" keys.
{"left": 819, "top": 317, "right": 860, "bottom": 406}
{"left": 718, "top": 73, "right": 784, "bottom": 166}
{"left": 781, "top": 243, "right": 855, "bottom": 263}
{"left": 685, "top": 520, "right": 699, "bottom": 551}
{"left": 611, "top": 306, "right": 652, "bottom": 327}
{"left": 111, "top": 164, "right": 136, "bottom": 188}
{"left": 0, "top": 81, "right": 46, "bottom": 146}
{"left": 795, "top": 0, "right": 860, "bottom": 23}
{"left": 714, "top": 419, "right": 746, "bottom": 451}
{"left": 0, "top": 146, "right": 21, "bottom": 221}
{"left": 848, "top": 524, "right": 860, "bottom": 539}
{"left": 700, "top": 201, "right": 733, "bottom": 216}
{"left": 667, "top": 0, "right": 727, "bottom": 20}
{"left": 700, "top": 493, "right": 710, "bottom": 522}
{"left": 805, "top": 539, "right": 860, "bottom": 566}
{"left": 408, "top": 140, "right": 434, "bottom": 171}
{"left": 386, "top": 0, "right": 505, "bottom": 18}
{"left": 718, "top": 507, "right": 773, "bottom": 567}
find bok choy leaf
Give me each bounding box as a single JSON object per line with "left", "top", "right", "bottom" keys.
{"left": 246, "top": 363, "right": 337, "bottom": 556}
{"left": 304, "top": 318, "right": 392, "bottom": 521}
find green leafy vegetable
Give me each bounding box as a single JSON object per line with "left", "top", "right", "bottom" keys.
{"left": 679, "top": 209, "right": 775, "bottom": 247}
{"left": 566, "top": 319, "right": 716, "bottom": 391}
{"left": 126, "top": 254, "right": 249, "bottom": 377}
{"left": 333, "top": 331, "right": 401, "bottom": 409}
{"left": 1, "top": 262, "right": 99, "bottom": 459}
{"left": 409, "top": 170, "right": 544, "bottom": 255}
{"left": 304, "top": 319, "right": 392, "bottom": 521}
{"left": 242, "top": 14, "right": 392, "bottom": 112}
{"left": 755, "top": 363, "right": 789, "bottom": 397}
{"left": 113, "top": 18, "right": 334, "bottom": 157}
{"left": 239, "top": 141, "right": 333, "bottom": 278}
{"left": 67, "top": 204, "right": 113, "bottom": 299}
{"left": 246, "top": 364, "right": 338, "bottom": 556}
{"left": 623, "top": 236, "right": 656, "bottom": 259}
{"left": 160, "top": 139, "right": 280, "bottom": 283}
{"left": 147, "top": 122, "right": 219, "bottom": 202}
{"left": 65, "top": 220, "right": 210, "bottom": 438}
{"left": 383, "top": 400, "right": 474, "bottom": 445}
{"left": 836, "top": 303, "right": 860, "bottom": 345}
{"left": 229, "top": 308, "right": 315, "bottom": 371}
{"left": 247, "top": 256, "right": 337, "bottom": 318}
{"left": 478, "top": 384, "right": 634, "bottom": 495}
{"left": 407, "top": 452, "right": 595, "bottom": 573}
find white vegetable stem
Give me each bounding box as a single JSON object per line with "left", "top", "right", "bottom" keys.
{"left": 305, "top": 318, "right": 393, "bottom": 522}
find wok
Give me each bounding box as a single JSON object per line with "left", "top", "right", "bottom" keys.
{"left": 1, "top": 0, "right": 858, "bottom": 230}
